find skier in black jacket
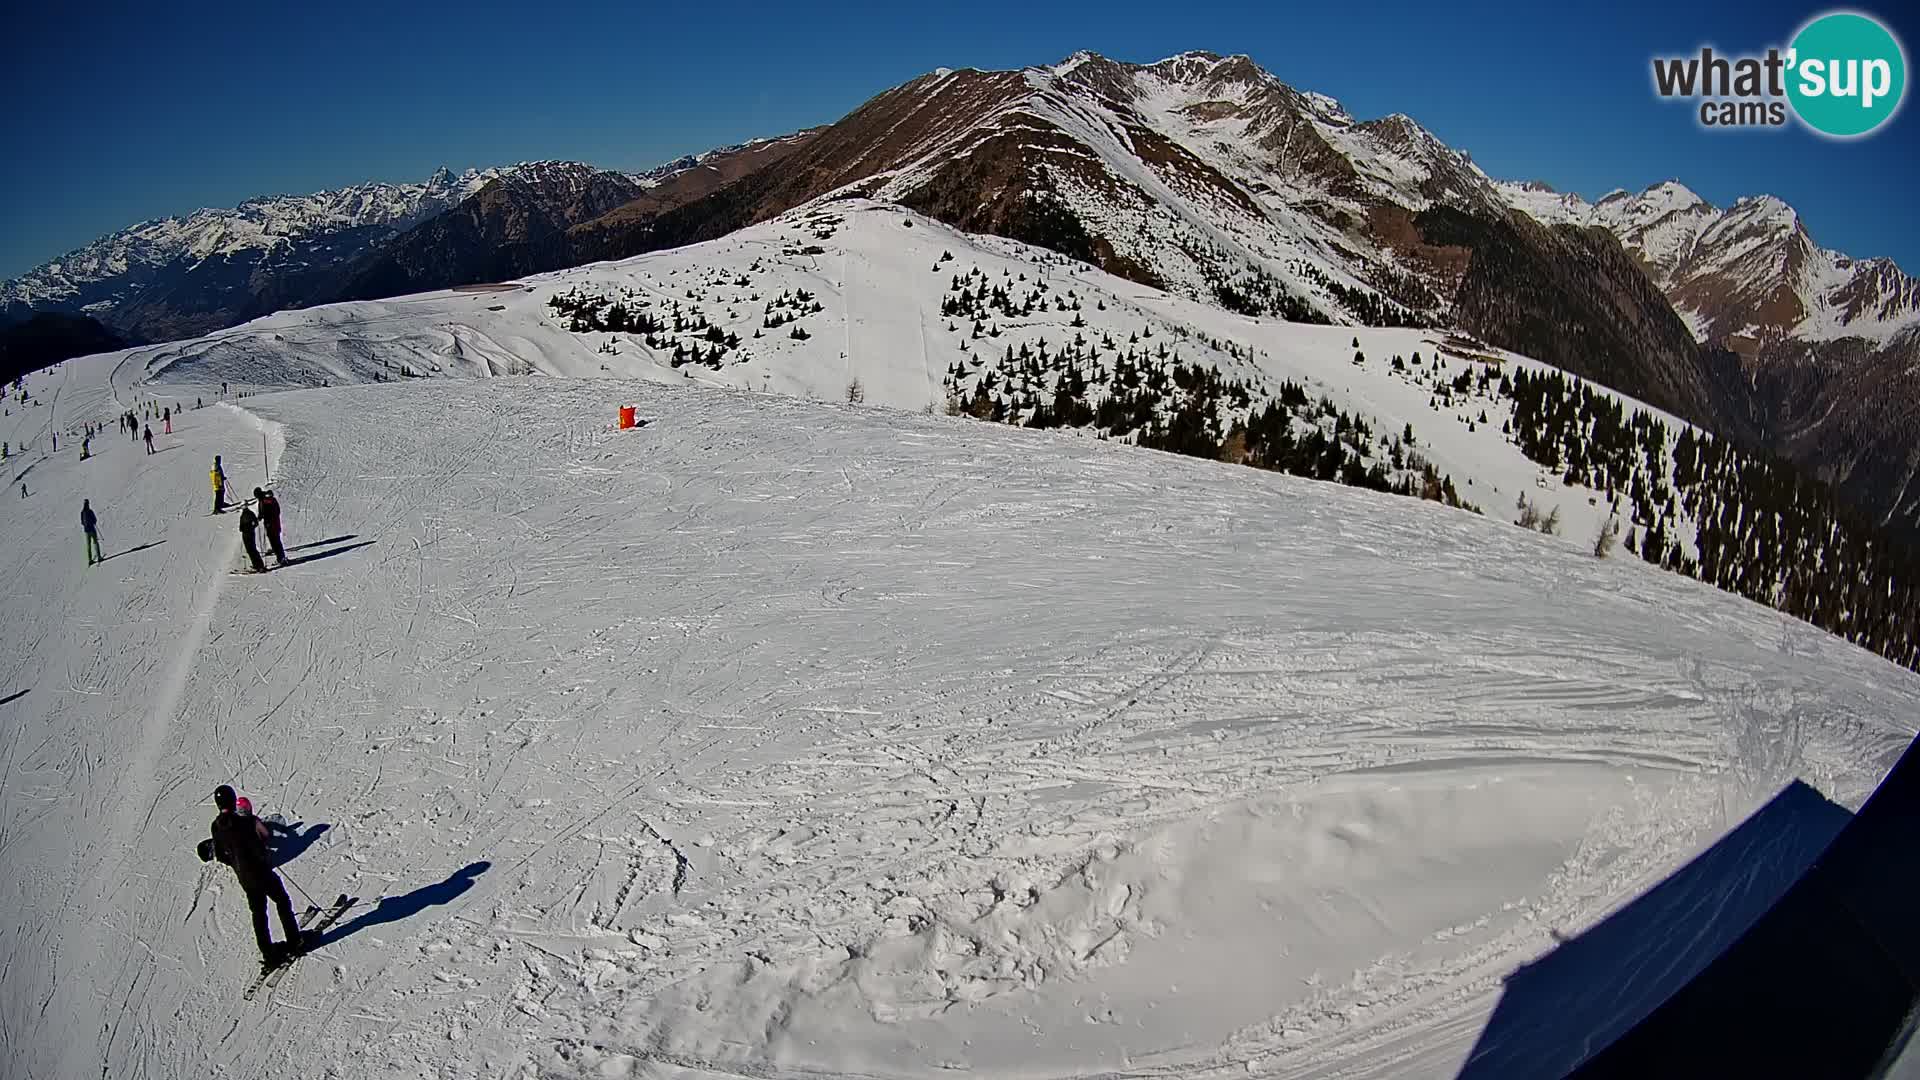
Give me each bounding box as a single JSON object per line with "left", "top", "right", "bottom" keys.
{"left": 80, "top": 500, "right": 102, "bottom": 566}
{"left": 255, "top": 488, "right": 286, "bottom": 565}
{"left": 204, "top": 784, "right": 303, "bottom": 963}
{"left": 238, "top": 503, "right": 268, "bottom": 573}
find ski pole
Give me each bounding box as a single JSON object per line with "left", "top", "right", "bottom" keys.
{"left": 280, "top": 867, "right": 318, "bottom": 909}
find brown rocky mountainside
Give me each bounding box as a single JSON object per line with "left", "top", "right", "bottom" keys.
{"left": 1499, "top": 180, "right": 1920, "bottom": 535}
{"left": 566, "top": 50, "right": 1916, "bottom": 536}
{"left": 579, "top": 133, "right": 820, "bottom": 232}
{"left": 560, "top": 52, "right": 1753, "bottom": 451}
{"left": 331, "top": 148, "right": 776, "bottom": 301}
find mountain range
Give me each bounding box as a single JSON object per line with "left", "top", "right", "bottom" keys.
{"left": 5, "top": 50, "right": 1916, "bottom": 537}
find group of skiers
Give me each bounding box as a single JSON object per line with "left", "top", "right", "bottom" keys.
{"left": 52, "top": 403, "right": 180, "bottom": 466}
{"left": 212, "top": 455, "right": 288, "bottom": 572}
{"left": 74, "top": 408, "right": 308, "bottom": 964}
{"left": 76, "top": 451, "right": 289, "bottom": 572}
{"left": 74, "top": 449, "right": 287, "bottom": 570}
{"left": 30, "top": 380, "right": 335, "bottom": 970}
{"left": 116, "top": 404, "right": 172, "bottom": 453}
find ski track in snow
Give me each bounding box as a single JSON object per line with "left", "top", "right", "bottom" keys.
{"left": 1, "top": 300, "right": 1918, "bottom": 1076}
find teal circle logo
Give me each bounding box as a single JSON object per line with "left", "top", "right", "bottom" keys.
{"left": 1787, "top": 11, "right": 1906, "bottom": 137}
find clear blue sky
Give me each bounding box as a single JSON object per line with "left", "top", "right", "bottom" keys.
{"left": 3, "top": 0, "right": 1915, "bottom": 279}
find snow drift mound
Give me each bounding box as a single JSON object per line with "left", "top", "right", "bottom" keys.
{"left": 1, "top": 353, "right": 1915, "bottom": 1080}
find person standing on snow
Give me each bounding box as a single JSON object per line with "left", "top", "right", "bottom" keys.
{"left": 255, "top": 488, "right": 287, "bottom": 566}
{"left": 238, "top": 501, "right": 268, "bottom": 573}
{"left": 211, "top": 455, "right": 229, "bottom": 514}
{"left": 163, "top": 407, "right": 172, "bottom": 435}
{"left": 81, "top": 500, "right": 102, "bottom": 566}
{"left": 202, "top": 784, "right": 304, "bottom": 965}
{"left": 143, "top": 425, "right": 154, "bottom": 455}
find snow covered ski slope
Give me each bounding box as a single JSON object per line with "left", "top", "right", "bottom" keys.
{"left": 2, "top": 338, "right": 1916, "bottom": 1078}
{"left": 132, "top": 201, "right": 1706, "bottom": 556}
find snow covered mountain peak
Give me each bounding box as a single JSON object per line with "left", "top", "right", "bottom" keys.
{"left": 1499, "top": 177, "right": 1918, "bottom": 348}
{"left": 1725, "top": 192, "right": 1796, "bottom": 227}
{"left": 1637, "top": 179, "right": 1708, "bottom": 210}
{"left": 0, "top": 165, "right": 508, "bottom": 324}
{"left": 1142, "top": 50, "right": 1266, "bottom": 88}
{"left": 1050, "top": 49, "right": 1103, "bottom": 77}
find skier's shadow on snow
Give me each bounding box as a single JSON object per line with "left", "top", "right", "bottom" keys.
{"left": 0, "top": 689, "right": 26, "bottom": 707}
{"left": 266, "top": 821, "right": 330, "bottom": 867}
{"left": 283, "top": 539, "right": 378, "bottom": 567}
{"left": 314, "top": 861, "right": 490, "bottom": 948}
{"left": 286, "top": 534, "right": 357, "bottom": 553}
{"left": 101, "top": 540, "right": 165, "bottom": 562}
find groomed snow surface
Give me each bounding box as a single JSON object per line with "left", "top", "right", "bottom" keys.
{"left": 4, "top": 241, "right": 1919, "bottom": 1079}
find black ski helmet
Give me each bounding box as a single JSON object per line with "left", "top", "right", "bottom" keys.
{"left": 213, "top": 784, "right": 237, "bottom": 810}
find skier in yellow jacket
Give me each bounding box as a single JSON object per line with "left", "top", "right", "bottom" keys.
{"left": 211, "top": 455, "right": 229, "bottom": 514}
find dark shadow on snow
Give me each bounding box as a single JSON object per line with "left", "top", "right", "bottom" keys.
{"left": 267, "top": 821, "right": 330, "bottom": 867}
{"left": 284, "top": 539, "right": 377, "bottom": 567}
{"left": 0, "top": 689, "right": 27, "bottom": 707}
{"left": 1456, "top": 780, "right": 1852, "bottom": 1079}
{"left": 285, "top": 534, "right": 357, "bottom": 553}
{"left": 100, "top": 539, "right": 166, "bottom": 562}
{"left": 1561, "top": 734, "right": 1920, "bottom": 1079}
{"left": 315, "top": 861, "right": 489, "bottom": 948}
{"left": 147, "top": 444, "right": 180, "bottom": 456}
{"left": 1462, "top": 731, "right": 1920, "bottom": 1079}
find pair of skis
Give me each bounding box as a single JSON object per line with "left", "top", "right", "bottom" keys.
{"left": 242, "top": 892, "right": 354, "bottom": 1001}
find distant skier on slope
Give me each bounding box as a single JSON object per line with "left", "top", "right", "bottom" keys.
{"left": 143, "top": 425, "right": 154, "bottom": 454}
{"left": 211, "top": 455, "right": 229, "bottom": 514}
{"left": 163, "top": 408, "right": 171, "bottom": 434}
{"left": 238, "top": 501, "right": 268, "bottom": 573}
{"left": 80, "top": 500, "right": 102, "bottom": 566}
{"left": 201, "top": 784, "right": 305, "bottom": 965}
{"left": 255, "top": 488, "right": 287, "bottom": 566}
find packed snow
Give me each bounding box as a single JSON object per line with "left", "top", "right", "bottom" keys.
{"left": 2, "top": 209, "right": 1917, "bottom": 1080}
